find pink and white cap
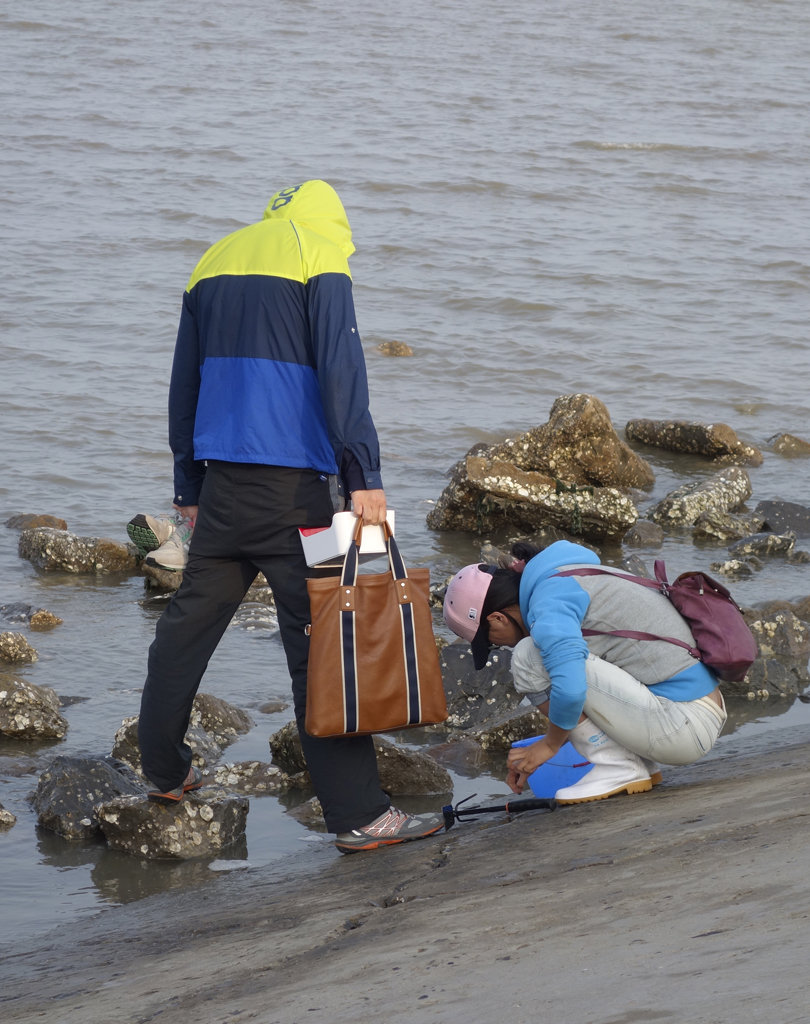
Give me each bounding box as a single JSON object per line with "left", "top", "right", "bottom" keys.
{"left": 443, "top": 563, "right": 497, "bottom": 669}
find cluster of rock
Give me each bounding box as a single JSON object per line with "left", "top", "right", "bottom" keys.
{"left": 1, "top": 603, "right": 62, "bottom": 678}
{"left": 12, "top": 398, "right": 805, "bottom": 595}
{"left": 1, "top": 599, "right": 67, "bottom": 822}
{"left": 27, "top": 694, "right": 258, "bottom": 859}
{"left": 4, "top": 511, "right": 503, "bottom": 856}
{"left": 1, "top": 597, "right": 70, "bottom": 796}
{"left": 3, "top": 617, "right": 807, "bottom": 856}
{"left": 11, "top": 514, "right": 279, "bottom": 598}
{"left": 0, "top": 583, "right": 70, "bottom": 828}
{"left": 4, "top": 395, "right": 810, "bottom": 857}
{"left": 1, "top": 601, "right": 63, "bottom": 630}
{"left": 1, "top": 561, "right": 553, "bottom": 854}
{"left": 427, "top": 394, "right": 651, "bottom": 541}
{"left": 426, "top": 393, "right": 810, "bottom": 699}
{"left": 15, "top": 657, "right": 548, "bottom": 858}
{"left": 426, "top": 393, "right": 806, "bottom": 567}
{"left": 32, "top": 754, "right": 250, "bottom": 859}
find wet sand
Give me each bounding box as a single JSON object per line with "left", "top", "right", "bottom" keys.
{"left": 2, "top": 726, "right": 809, "bottom": 1024}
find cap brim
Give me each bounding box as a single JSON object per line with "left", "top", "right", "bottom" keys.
{"left": 470, "top": 622, "right": 492, "bottom": 670}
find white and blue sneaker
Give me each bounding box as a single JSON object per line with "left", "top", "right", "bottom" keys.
{"left": 127, "top": 513, "right": 177, "bottom": 558}
{"left": 144, "top": 516, "right": 194, "bottom": 572}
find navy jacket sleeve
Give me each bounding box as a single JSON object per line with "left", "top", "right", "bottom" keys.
{"left": 168, "top": 291, "right": 207, "bottom": 505}
{"left": 306, "top": 273, "right": 383, "bottom": 494}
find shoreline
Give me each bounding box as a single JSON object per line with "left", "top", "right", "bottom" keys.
{"left": 3, "top": 724, "right": 810, "bottom": 1024}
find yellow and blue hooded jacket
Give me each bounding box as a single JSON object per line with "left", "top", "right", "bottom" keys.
{"left": 169, "top": 180, "right": 382, "bottom": 506}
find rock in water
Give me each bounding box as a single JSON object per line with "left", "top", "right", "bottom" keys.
{"left": 97, "top": 788, "right": 249, "bottom": 860}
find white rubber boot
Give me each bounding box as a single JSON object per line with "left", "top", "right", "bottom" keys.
{"left": 555, "top": 720, "right": 653, "bottom": 804}
{"left": 642, "top": 757, "right": 663, "bottom": 787}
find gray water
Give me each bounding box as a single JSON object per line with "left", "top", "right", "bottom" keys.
{"left": 2, "top": 0, "right": 810, "bottom": 940}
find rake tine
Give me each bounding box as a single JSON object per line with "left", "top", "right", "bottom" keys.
{"left": 443, "top": 794, "right": 557, "bottom": 829}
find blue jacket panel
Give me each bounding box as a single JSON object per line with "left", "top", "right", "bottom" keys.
{"left": 519, "top": 542, "right": 596, "bottom": 729}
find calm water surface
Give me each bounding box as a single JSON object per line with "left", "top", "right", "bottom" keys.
{"left": 2, "top": 0, "right": 809, "bottom": 939}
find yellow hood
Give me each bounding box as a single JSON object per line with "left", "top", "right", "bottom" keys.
{"left": 263, "top": 180, "right": 355, "bottom": 258}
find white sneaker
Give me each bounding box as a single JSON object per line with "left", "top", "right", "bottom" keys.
{"left": 144, "top": 518, "right": 194, "bottom": 572}
{"left": 127, "top": 513, "right": 176, "bottom": 558}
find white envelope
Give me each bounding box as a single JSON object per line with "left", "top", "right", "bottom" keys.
{"left": 298, "top": 510, "right": 396, "bottom": 568}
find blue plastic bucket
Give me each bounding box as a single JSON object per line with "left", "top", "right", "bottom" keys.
{"left": 510, "top": 737, "right": 591, "bottom": 798}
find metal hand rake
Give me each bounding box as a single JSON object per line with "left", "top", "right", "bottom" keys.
{"left": 443, "top": 793, "right": 557, "bottom": 830}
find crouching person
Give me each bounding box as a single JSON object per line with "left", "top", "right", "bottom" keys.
{"left": 442, "top": 539, "right": 727, "bottom": 804}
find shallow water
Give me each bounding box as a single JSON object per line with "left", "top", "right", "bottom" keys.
{"left": 2, "top": 0, "right": 810, "bottom": 940}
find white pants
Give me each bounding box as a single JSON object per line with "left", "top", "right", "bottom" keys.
{"left": 510, "top": 637, "right": 727, "bottom": 766}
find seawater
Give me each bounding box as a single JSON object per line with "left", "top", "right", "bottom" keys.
{"left": 1, "top": 0, "right": 809, "bottom": 939}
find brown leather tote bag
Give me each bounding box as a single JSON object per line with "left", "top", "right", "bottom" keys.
{"left": 305, "top": 519, "right": 448, "bottom": 737}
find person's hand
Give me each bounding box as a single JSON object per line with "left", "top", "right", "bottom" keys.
{"left": 505, "top": 738, "right": 557, "bottom": 794}
{"left": 349, "top": 489, "right": 386, "bottom": 525}
{"left": 506, "top": 765, "right": 529, "bottom": 795}
{"left": 173, "top": 504, "right": 198, "bottom": 525}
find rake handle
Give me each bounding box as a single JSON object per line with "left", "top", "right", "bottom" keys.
{"left": 443, "top": 796, "right": 557, "bottom": 829}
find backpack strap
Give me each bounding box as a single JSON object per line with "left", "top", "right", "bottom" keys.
{"left": 555, "top": 566, "right": 662, "bottom": 590}
{"left": 581, "top": 627, "right": 700, "bottom": 660}
{"left": 556, "top": 565, "right": 701, "bottom": 661}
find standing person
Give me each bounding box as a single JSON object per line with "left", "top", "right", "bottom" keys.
{"left": 443, "top": 539, "right": 727, "bottom": 803}
{"left": 138, "top": 180, "right": 444, "bottom": 853}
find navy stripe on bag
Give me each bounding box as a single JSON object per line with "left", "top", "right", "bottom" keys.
{"left": 339, "top": 525, "right": 361, "bottom": 734}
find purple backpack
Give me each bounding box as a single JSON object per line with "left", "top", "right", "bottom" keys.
{"left": 556, "top": 561, "right": 758, "bottom": 683}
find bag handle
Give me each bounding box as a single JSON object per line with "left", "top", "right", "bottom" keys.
{"left": 341, "top": 517, "right": 409, "bottom": 589}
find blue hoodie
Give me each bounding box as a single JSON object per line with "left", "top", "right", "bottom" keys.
{"left": 519, "top": 540, "right": 717, "bottom": 729}
{"left": 168, "top": 180, "right": 382, "bottom": 506}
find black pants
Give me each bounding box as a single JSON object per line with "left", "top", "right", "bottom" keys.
{"left": 137, "top": 461, "right": 389, "bottom": 834}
